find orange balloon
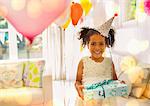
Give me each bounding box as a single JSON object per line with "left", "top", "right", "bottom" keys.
{"left": 71, "top": 2, "right": 83, "bottom": 26}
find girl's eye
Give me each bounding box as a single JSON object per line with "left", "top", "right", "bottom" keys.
{"left": 91, "top": 42, "right": 96, "bottom": 45}
{"left": 90, "top": 42, "right": 105, "bottom": 46}
{"left": 99, "top": 43, "right": 104, "bottom": 45}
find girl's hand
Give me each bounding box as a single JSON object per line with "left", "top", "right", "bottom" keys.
{"left": 76, "top": 84, "right": 84, "bottom": 100}
{"left": 120, "top": 80, "right": 126, "bottom": 84}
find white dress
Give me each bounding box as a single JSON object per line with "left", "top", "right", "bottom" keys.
{"left": 75, "top": 56, "right": 116, "bottom": 106}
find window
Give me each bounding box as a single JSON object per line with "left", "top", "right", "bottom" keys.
{"left": 0, "top": 17, "right": 43, "bottom": 60}
{"left": 17, "top": 34, "right": 43, "bottom": 59}
{"left": 0, "top": 17, "right": 9, "bottom": 60}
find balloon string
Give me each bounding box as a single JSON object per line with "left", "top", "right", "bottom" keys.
{"left": 108, "top": 36, "right": 113, "bottom": 62}
{"left": 108, "top": 46, "right": 113, "bottom": 62}
{"left": 27, "top": 44, "right": 31, "bottom": 59}
{"left": 73, "top": 25, "right": 77, "bottom": 40}
{"left": 108, "top": 46, "right": 113, "bottom": 78}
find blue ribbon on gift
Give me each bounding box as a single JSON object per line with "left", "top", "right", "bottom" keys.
{"left": 85, "top": 80, "right": 114, "bottom": 98}
{"left": 85, "top": 80, "right": 113, "bottom": 90}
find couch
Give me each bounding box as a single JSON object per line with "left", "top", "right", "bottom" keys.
{"left": 0, "top": 59, "right": 53, "bottom": 106}
{"left": 116, "top": 96, "right": 150, "bottom": 106}
{"left": 112, "top": 53, "right": 150, "bottom": 106}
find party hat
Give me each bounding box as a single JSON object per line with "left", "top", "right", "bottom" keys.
{"left": 97, "top": 13, "right": 118, "bottom": 37}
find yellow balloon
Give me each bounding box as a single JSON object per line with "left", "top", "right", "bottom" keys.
{"left": 139, "top": 0, "right": 144, "bottom": 12}
{"left": 80, "top": 0, "right": 92, "bottom": 16}
{"left": 62, "top": 17, "right": 71, "bottom": 30}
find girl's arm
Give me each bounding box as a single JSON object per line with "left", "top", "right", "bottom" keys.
{"left": 112, "top": 63, "right": 118, "bottom": 80}
{"left": 75, "top": 60, "right": 84, "bottom": 100}
{"left": 112, "top": 63, "right": 126, "bottom": 83}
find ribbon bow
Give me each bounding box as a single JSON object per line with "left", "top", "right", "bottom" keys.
{"left": 85, "top": 79, "right": 113, "bottom": 90}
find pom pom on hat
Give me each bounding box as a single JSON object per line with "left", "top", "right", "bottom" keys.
{"left": 114, "top": 13, "right": 118, "bottom": 17}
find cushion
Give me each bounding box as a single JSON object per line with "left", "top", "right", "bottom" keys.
{"left": 23, "top": 60, "right": 45, "bottom": 88}
{"left": 116, "top": 96, "right": 150, "bottom": 106}
{"left": 0, "top": 87, "right": 44, "bottom": 105}
{"left": 125, "top": 66, "right": 145, "bottom": 84}
{"left": 143, "top": 68, "right": 150, "bottom": 98}
{"left": 120, "top": 55, "right": 137, "bottom": 72}
{"left": 130, "top": 68, "right": 150, "bottom": 98}
{"left": 0, "top": 62, "right": 24, "bottom": 88}
{"left": 118, "top": 66, "right": 145, "bottom": 97}
{"left": 119, "top": 56, "right": 150, "bottom": 98}
{"left": 113, "top": 54, "right": 150, "bottom": 99}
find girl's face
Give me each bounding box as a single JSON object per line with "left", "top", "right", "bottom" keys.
{"left": 88, "top": 34, "right": 106, "bottom": 60}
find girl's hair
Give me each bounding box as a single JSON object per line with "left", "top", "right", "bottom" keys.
{"left": 78, "top": 27, "right": 115, "bottom": 47}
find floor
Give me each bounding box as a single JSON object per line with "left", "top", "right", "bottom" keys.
{"left": 53, "top": 80, "right": 77, "bottom": 106}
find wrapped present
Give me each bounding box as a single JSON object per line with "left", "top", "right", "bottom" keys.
{"left": 83, "top": 80, "right": 128, "bottom": 101}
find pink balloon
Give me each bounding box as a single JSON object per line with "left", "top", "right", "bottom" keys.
{"left": 55, "top": 2, "right": 71, "bottom": 26}
{"left": 0, "top": 0, "right": 70, "bottom": 43}
{"left": 144, "top": 0, "right": 150, "bottom": 16}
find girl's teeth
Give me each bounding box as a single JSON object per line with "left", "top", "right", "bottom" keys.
{"left": 95, "top": 52, "right": 100, "bottom": 54}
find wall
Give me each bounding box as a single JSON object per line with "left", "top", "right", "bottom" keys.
{"left": 113, "top": 15, "right": 150, "bottom": 64}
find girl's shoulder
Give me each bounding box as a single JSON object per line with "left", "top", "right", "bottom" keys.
{"left": 81, "top": 56, "right": 89, "bottom": 59}
{"left": 81, "top": 56, "right": 89, "bottom": 62}
{"left": 104, "top": 57, "right": 112, "bottom": 61}
{"left": 104, "top": 57, "right": 113, "bottom": 64}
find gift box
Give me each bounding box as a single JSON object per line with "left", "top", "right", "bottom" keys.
{"left": 83, "top": 80, "right": 128, "bottom": 101}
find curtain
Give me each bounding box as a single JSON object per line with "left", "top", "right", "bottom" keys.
{"left": 45, "top": 25, "right": 66, "bottom": 80}
{"left": 46, "top": 23, "right": 89, "bottom": 80}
